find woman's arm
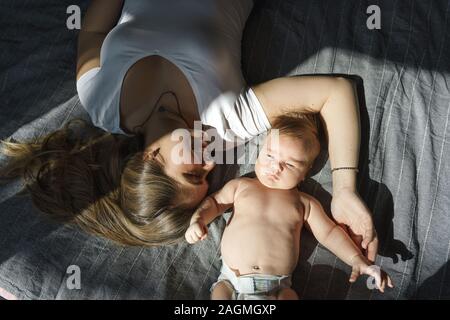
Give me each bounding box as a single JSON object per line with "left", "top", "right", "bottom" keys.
{"left": 76, "top": 0, "right": 124, "bottom": 80}
{"left": 251, "top": 76, "right": 378, "bottom": 261}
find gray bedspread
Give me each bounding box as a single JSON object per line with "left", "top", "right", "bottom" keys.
{"left": 0, "top": 0, "right": 449, "bottom": 299}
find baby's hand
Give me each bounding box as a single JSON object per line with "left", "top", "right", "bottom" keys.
{"left": 185, "top": 219, "right": 208, "bottom": 244}
{"left": 350, "top": 254, "right": 394, "bottom": 293}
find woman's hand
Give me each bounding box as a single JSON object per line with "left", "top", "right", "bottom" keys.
{"left": 331, "top": 187, "right": 379, "bottom": 263}
{"left": 349, "top": 254, "right": 394, "bottom": 293}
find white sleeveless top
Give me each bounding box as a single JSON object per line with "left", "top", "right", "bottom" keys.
{"left": 76, "top": 0, "right": 271, "bottom": 142}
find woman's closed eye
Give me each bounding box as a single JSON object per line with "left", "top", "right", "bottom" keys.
{"left": 183, "top": 172, "right": 205, "bottom": 185}
{"left": 185, "top": 172, "right": 201, "bottom": 178}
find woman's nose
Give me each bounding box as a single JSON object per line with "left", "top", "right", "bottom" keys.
{"left": 202, "top": 158, "right": 215, "bottom": 172}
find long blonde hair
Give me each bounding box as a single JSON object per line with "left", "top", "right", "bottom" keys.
{"left": 0, "top": 119, "right": 192, "bottom": 246}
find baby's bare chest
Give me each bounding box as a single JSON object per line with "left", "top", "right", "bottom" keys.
{"left": 232, "top": 185, "right": 304, "bottom": 226}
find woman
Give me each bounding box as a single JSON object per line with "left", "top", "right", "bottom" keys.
{"left": 1, "top": 0, "right": 377, "bottom": 260}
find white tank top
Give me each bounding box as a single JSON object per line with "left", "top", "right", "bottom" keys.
{"left": 76, "top": 0, "right": 271, "bottom": 142}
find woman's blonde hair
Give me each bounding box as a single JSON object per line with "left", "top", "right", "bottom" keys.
{"left": 0, "top": 119, "right": 192, "bottom": 246}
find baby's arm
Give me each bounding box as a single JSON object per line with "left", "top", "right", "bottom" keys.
{"left": 301, "top": 193, "right": 393, "bottom": 292}
{"left": 185, "top": 178, "right": 241, "bottom": 244}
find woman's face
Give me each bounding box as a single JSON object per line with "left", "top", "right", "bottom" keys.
{"left": 150, "top": 128, "right": 215, "bottom": 208}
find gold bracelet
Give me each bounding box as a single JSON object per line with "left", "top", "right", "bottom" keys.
{"left": 331, "top": 167, "right": 359, "bottom": 173}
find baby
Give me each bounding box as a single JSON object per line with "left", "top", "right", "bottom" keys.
{"left": 185, "top": 113, "right": 393, "bottom": 300}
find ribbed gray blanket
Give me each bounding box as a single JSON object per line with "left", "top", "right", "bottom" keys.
{"left": 0, "top": 0, "right": 449, "bottom": 299}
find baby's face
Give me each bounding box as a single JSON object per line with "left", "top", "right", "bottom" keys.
{"left": 255, "top": 133, "right": 318, "bottom": 190}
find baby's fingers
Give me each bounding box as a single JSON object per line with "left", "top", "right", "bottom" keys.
{"left": 380, "top": 272, "right": 394, "bottom": 291}
{"left": 349, "top": 267, "right": 361, "bottom": 283}
{"left": 194, "top": 227, "right": 204, "bottom": 238}
{"left": 184, "top": 231, "right": 192, "bottom": 243}
{"left": 387, "top": 276, "right": 394, "bottom": 288}
{"left": 185, "top": 233, "right": 193, "bottom": 243}
{"left": 365, "top": 267, "right": 382, "bottom": 291}
{"left": 194, "top": 225, "right": 207, "bottom": 240}
{"left": 187, "top": 232, "right": 198, "bottom": 244}
{"left": 379, "top": 278, "right": 386, "bottom": 293}
{"left": 186, "top": 229, "right": 200, "bottom": 244}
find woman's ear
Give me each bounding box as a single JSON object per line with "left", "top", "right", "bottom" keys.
{"left": 143, "top": 147, "right": 160, "bottom": 161}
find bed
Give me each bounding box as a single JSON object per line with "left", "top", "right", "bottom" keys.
{"left": 0, "top": 0, "right": 449, "bottom": 299}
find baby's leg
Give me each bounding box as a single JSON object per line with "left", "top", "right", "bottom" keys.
{"left": 210, "top": 280, "right": 235, "bottom": 300}
{"left": 276, "top": 288, "right": 299, "bottom": 300}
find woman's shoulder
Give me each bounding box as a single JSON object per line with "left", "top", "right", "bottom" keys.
{"left": 75, "top": 61, "right": 126, "bottom": 134}
{"left": 76, "top": 66, "right": 102, "bottom": 116}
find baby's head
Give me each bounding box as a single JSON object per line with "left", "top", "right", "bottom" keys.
{"left": 255, "top": 113, "right": 320, "bottom": 190}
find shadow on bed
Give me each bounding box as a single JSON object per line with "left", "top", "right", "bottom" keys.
{"left": 416, "top": 261, "right": 450, "bottom": 299}
{"left": 353, "top": 76, "right": 414, "bottom": 265}
{"left": 245, "top": 0, "right": 450, "bottom": 83}
{"left": 295, "top": 178, "right": 413, "bottom": 299}
{"left": 0, "top": 0, "right": 90, "bottom": 140}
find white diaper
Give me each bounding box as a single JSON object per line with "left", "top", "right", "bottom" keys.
{"left": 210, "top": 259, "right": 292, "bottom": 300}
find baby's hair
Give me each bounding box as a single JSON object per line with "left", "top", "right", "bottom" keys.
{"left": 269, "top": 112, "right": 321, "bottom": 162}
